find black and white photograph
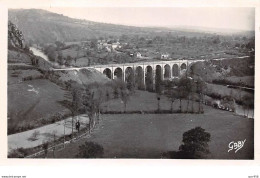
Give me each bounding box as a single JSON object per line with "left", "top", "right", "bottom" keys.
{"left": 6, "top": 6, "right": 255, "bottom": 160}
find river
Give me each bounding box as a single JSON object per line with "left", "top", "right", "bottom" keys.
{"left": 212, "top": 99, "right": 254, "bottom": 119}
{"left": 30, "top": 47, "right": 62, "bottom": 68}
{"left": 30, "top": 47, "right": 49, "bottom": 61}
{"left": 234, "top": 104, "right": 254, "bottom": 119}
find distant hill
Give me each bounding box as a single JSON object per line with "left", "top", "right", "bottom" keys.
{"left": 8, "top": 9, "right": 158, "bottom": 44}
{"left": 165, "top": 25, "right": 255, "bottom": 36}
{"left": 8, "top": 9, "right": 224, "bottom": 45}
{"left": 9, "top": 9, "right": 254, "bottom": 45}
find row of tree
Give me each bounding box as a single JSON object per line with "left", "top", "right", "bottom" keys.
{"left": 69, "top": 80, "right": 131, "bottom": 134}
{"left": 121, "top": 33, "right": 254, "bottom": 49}
{"left": 162, "top": 76, "right": 206, "bottom": 113}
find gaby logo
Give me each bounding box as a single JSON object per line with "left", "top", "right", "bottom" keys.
{"left": 228, "top": 139, "right": 246, "bottom": 153}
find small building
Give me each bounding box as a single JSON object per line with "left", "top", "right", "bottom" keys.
{"left": 111, "top": 42, "right": 121, "bottom": 49}
{"left": 161, "top": 53, "right": 169, "bottom": 59}
{"left": 97, "top": 44, "right": 103, "bottom": 50}
{"left": 136, "top": 52, "right": 142, "bottom": 58}
{"left": 106, "top": 46, "right": 112, "bottom": 52}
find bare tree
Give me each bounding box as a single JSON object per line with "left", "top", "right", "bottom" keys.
{"left": 177, "top": 77, "right": 189, "bottom": 113}
{"left": 196, "top": 78, "right": 207, "bottom": 113}
{"left": 70, "top": 84, "right": 83, "bottom": 137}
{"left": 183, "top": 78, "right": 192, "bottom": 113}
{"left": 42, "top": 141, "right": 49, "bottom": 158}
{"left": 75, "top": 45, "right": 80, "bottom": 64}
{"left": 82, "top": 88, "right": 98, "bottom": 134}
{"left": 92, "top": 84, "right": 105, "bottom": 124}
{"left": 163, "top": 80, "right": 177, "bottom": 113}
{"left": 191, "top": 80, "right": 197, "bottom": 113}
{"left": 43, "top": 130, "right": 58, "bottom": 158}
{"left": 121, "top": 88, "right": 130, "bottom": 113}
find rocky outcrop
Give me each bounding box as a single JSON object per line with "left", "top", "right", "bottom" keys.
{"left": 8, "top": 21, "right": 25, "bottom": 49}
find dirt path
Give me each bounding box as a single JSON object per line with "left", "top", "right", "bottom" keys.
{"left": 8, "top": 114, "right": 89, "bottom": 152}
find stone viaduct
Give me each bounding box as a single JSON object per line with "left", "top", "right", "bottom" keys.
{"left": 53, "top": 59, "right": 202, "bottom": 91}
{"left": 92, "top": 60, "right": 199, "bottom": 91}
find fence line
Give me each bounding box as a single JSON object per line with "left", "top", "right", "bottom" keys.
{"left": 25, "top": 119, "right": 100, "bottom": 158}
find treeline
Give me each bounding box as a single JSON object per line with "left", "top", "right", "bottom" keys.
{"left": 119, "top": 33, "right": 254, "bottom": 52}
{"left": 212, "top": 79, "right": 254, "bottom": 89}
{"left": 43, "top": 41, "right": 73, "bottom": 64}
{"left": 161, "top": 76, "right": 206, "bottom": 113}
{"left": 67, "top": 80, "right": 131, "bottom": 133}
{"left": 42, "top": 40, "right": 135, "bottom": 66}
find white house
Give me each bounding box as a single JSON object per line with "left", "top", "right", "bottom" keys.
{"left": 112, "top": 42, "right": 121, "bottom": 49}
{"left": 136, "top": 52, "right": 142, "bottom": 58}
{"left": 106, "top": 46, "right": 112, "bottom": 52}
{"left": 161, "top": 53, "right": 169, "bottom": 59}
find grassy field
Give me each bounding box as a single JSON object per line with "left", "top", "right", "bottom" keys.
{"left": 70, "top": 56, "right": 89, "bottom": 67}
{"left": 207, "top": 83, "right": 253, "bottom": 101}
{"left": 8, "top": 76, "right": 71, "bottom": 134}
{"left": 51, "top": 111, "right": 253, "bottom": 159}
{"left": 8, "top": 69, "right": 43, "bottom": 84}
{"left": 45, "top": 90, "right": 254, "bottom": 159}
{"left": 56, "top": 68, "right": 109, "bottom": 85}
{"left": 225, "top": 76, "right": 254, "bottom": 87}
{"left": 61, "top": 47, "right": 86, "bottom": 59}
{"left": 139, "top": 43, "right": 244, "bottom": 60}
{"left": 101, "top": 90, "right": 200, "bottom": 112}
{"left": 8, "top": 49, "right": 31, "bottom": 64}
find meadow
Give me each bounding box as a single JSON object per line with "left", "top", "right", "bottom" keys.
{"left": 8, "top": 76, "right": 71, "bottom": 134}
{"left": 101, "top": 90, "right": 200, "bottom": 113}
{"left": 51, "top": 112, "right": 253, "bottom": 159}
{"left": 45, "top": 90, "right": 254, "bottom": 159}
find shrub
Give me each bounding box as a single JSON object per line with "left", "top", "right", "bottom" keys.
{"left": 42, "top": 141, "right": 49, "bottom": 157}
{"left": 28, "top": 130, "right": 40, "bottom": 141}
{"left": 8, "top": 147, "right": 29, "bottom": 158}
{"left": 76, "top": 141, "right": 104, "bottom": 158}
{"left": 162, "top": 127, "right": 211, "bottom": 159}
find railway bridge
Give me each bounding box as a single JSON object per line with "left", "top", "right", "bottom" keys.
{"left": 54, "top": 59, "right": 202, "bottom": 91}
{"left": 90, "top": 60, "right": 200, "bottom": 91}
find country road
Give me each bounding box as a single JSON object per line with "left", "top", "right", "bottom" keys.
{"left": 8, "top": 114, "right": 89, "bottom": 152}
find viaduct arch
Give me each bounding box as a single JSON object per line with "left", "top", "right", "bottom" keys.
{"left": 94, "top": 60, "right": 193, "bottom": 91}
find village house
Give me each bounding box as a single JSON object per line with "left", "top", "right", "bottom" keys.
{"left": 97, "top": 44, "right": 103, "bottom": 50}
{"left": 112, "top": 41, "right": 121, "bottom": 49}
{"left": 161, "top": 53, "right": 169, "bottom": 59}
{"left": 136, "top": 52, "right": 142, "bottom": 58}
{"left": 106, "top": 46, "right": 112, "bottom": 52}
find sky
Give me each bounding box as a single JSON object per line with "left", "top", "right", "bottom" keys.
{"left": 42, "top": 7, "right": 255, "bottom": 31}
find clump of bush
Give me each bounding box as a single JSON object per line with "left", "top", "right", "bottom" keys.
{"left": 212, "top": 78, "right": 252, "bottom": 88}
{"left": 8, "top": 147, "right": 30, "bottom": 158}
{"left": 162, "top": 127, "right": 211, "bottom": 159}
{"left": 27, "top": 130, "right": 40, "bottom": 141}
{"left": 76, "top": 141, "right": 104, "bottom": 158}
{"left": 10, "top": 70, "right": 22, "bottom": 77}
{"left": 22, "top": 75, "right": 44, "bottom": 81}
